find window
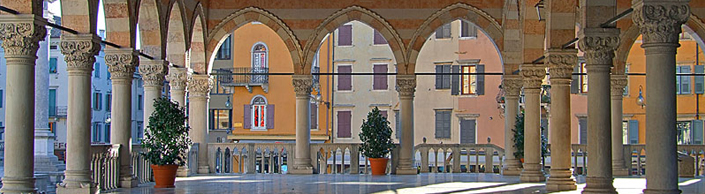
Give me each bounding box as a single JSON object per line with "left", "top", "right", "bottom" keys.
{"left": 216, "top": 35, "right": 232, "bottom": 60}
{"left": 0, "top": 89, "right": 3, "bottom": 108}
{"left": 105, "top": 94, "right": 112, "bottom": 112}
{"left": 435, "top": 110, "right": 452, "bottom": 139}
{"left": 209, "top": 109, "right": 232, "bottom": 130}
{"left": 373, "top": 64, "right": 388, "bottom": 90}
{"left": 338, "top": 24, "right": 352, "bottom": 46}
{"left": 310, "top": 103, "right": 318, "bottom": 130}
{"left": 579, "top": 117, "right": 587, "bottom": 144}
{"left": 48, "top": 89, "right": 56, "bottom": 116}
{"left": 105, "top": 124, "right": 111, "bottom": 143}
{"left": 623, "top": 120, "right": 639, "bottom": 144}
{"left": 677, "top": 65, "right": 691, "bottom": 94}
{"left": 695, "top": 65, "right": 704, "bottom": 94}
{"left": 337, "top": 111, "right": 352, "bottom": 138}
{"left": 244, "top": 96, "right": 273, "bottom": 130}
{"left": 94, "top": 62, "right": 100, "bottom": 78}
{"left": 373, "top": 30, "right": 387, "bottom": 45}
{"left": 395, "top": 110, "right": 401, "bottom": 139}
{"left": 50, "top": 45, "right": 57, "bottom": 50}
{"left": 678, "top": 121, "right": 693, "bottom": 145}
{"left": 136, "top": 122, "right": 143, "bottom": 140}
{"left": 312, "top": 51, "right": 320, "bottom": 84}
{"left": 338, "top": 65, "right": 352, "bottom": 91}
{"left": 137, "top": 95, "right": 143, "bottom": 110}
{"left": 461, "top": 65, "right": 477, "bottom": 95}
{"left": 93, "top": 92, "right": 102, "bottom": 110}
{"left": 460, "top": 21, "right": 477, "bottom": 38}
{"left": 460, "top": 119, "right": 476, "bottom": 144}
{"left": 580, "top": 62, "right": 588, "bottom": 93}
{"left": 435, "top": 64, "right": 451, "bottom": 89}
{"left": 435, "top": 23, "right": 451, "bottom": 39}
{"left": 49, "top": 58, "right": 57, "bottom": 73}
{"left": 92, "top": 122, "right": 102, "bottom": 142}
{"left": 252, "top": 43, "right": 268, "bottom": 83}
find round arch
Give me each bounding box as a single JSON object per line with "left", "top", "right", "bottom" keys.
{"left": 165, "top": 1, "right": 188, "bottom": 68}
{"left": 102, "top": 0, "right": 136, "bottom": 48}
{"left": 407, "top": 3, "right": 504, "bottom": 75}
{"left": 189, "top": 3, "right": 207, "bottom": 74}
{"left": 305, "top": 6, "right": 406, "bottom": 75}
{"left": 137, "top": 0, "right": 165, "bottom": 59}
{"left": 614, "top": 15, "right": 705, "bottom": 74}
{"left": 206, "top": 7, "right": 302, "bottom": 75}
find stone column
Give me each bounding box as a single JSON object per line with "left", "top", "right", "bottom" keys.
{"left": 188, "top": 75, "right": 212, "bottom": 174}
{"left": 289, "top": 75, "right": 314, "bottom": 174}
{"left": 632, "top": 1, "right": 689, "bottom": 193}
{"left": 396, "top": 75, "right": 417, "bottom": 175}
{"left": 167, "top": 66, "right": 188, "bottom": 106}
{"left": 0, "top": 15, "right": 46, "bottom": 194}
{"left": 138, "top": 60, "right": 167, "bottom": 127}
{"left": 502, "top": 75, "right": 523, "bottom": 176}
{"left": 610, "top": 75, "right": 629, "bottom": 176}
{"left": 578, "top": 27, "right": 620, "bottom": 194}
{"left": 105, "top": 49, "right": 138, "bottom": 188}
{"left": 545, "top": 49, "right": 578, "bottom": 191}
{"left": 519, "top": 64, "right": 546, "bottom": 182}
{"left": 56, "top": 34, "right": 100, "bottom": 194}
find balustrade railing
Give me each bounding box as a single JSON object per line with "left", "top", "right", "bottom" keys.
{"left": 131, "top": 145, "right": 153, "bottom": 184}
{"left": 208, "top": 143, "right": 294, "bottom": 174}
{"left": 414, "top": 144, "right": 504, "bottom": 174}
{"left": 90, "top": 144, "right": 120, "bottom": 191}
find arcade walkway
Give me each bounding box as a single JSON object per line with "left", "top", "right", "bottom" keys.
{"left": 104, "top": 174, "right": 705, "bottom": 194}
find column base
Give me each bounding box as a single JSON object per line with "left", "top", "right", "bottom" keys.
{"left": 546, "top": 169, "right": 576, "bottom": 192}
{"left": 177, "top": 166, "right": 191, "bottom": 177}
{"left": 582, "top": 176, "right": 616, "bottom": 194}
{"left": 119, "top": 176, "right": 138, "bottom": 188}
{"left": 288, "top": 165, "right": 313, "bottom": 174}
{"left": 395, "top": 167, "right": 418, "bottom": 175}
{"left": 502, "top": 159, "right": 523, "bottom": 176}
{"left": 56, "top": 184, "right": 97, "bottom": 194}
{"left": 1, "top": 176, "right": 37, "bottom": 194}
{"left": 519, "top": 163, "right": 545, "bottom": 182}
{"left": 198, "top": 166, "right": 210, "bottom": 174}
{"left": 612, "top": 167, "right": 629, "bottom": 177}
{"left": 643, "top": 189, "right": 681, "bottom": 194}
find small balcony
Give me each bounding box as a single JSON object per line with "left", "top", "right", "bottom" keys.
{"left": 49, "top": 106, "right": 68, "bottom": 118}
{"left": 213, "top": 67, "right": 269, "bottom": 93}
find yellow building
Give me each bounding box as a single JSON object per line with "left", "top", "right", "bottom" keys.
{"left": 208, "top": 22, "right": 333, "bottom": 143}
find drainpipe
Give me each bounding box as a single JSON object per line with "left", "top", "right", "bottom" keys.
{"left": 330, "top": 31, "right": 335, "bottom": 143}
{"left": 697, "top": 44, "right": 700, "bottom": 120}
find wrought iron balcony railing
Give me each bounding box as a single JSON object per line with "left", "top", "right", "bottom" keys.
{"left": 214, "top": 67, "right": 269, "bottom": 86}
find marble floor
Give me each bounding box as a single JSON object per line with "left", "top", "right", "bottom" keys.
{"left": 104, "top": 174, "right": 705, "bottom": 194}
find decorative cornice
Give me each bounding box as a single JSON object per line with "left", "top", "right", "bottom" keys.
{"left": 167, "top": 67, "right": 189, "bottom": 91}
{"left": 188, "top": 75, "right": 212, "bottom": 97}
{"left": 545, "top": 49, "right": 578, "bottom": 80}
{"left": 105, "top": 49, "right": 137, "bottom": 79}
{"left": 632, "top": 1, "right": 690, "bottom": 44}
{"left": 0, "top": 17, "right": 46, "bottom": 57}
{"left": 502, "top": 75, "right": 523, "bottom": 97}
{"left": 138, "top": 60, "right": 167, "bottom": 87}
{"left": 396, "top": 75, "right": 417, "bottom": 97}
{"left": 611, "top": 75, "right": 628, "bottom": 96}
{"left": 520, "top": 64, "right": 545, "bottom": 89}
{"left": 578, "top": 28, "right": 620, "bottom": 65}
{"left": 60, "top": 35, "right": 101, "bottom": 73}
{"left": 292, "top": 75, "right": 313, "bottom": 97}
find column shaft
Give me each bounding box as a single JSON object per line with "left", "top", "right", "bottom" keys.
{"left": 546, "top": 49, "right": 578, "bottom": 191}
{"left": 502, "top": 75, "right": 522, "bottom": 176}
{"left": 519, "top": 64, "right": 545, "bottom": 182}
{"left": 57, "top": 34, "right": 100, "bottom": 194}
{"left": 610, "top": 75, "right": 629, "bottom": 176}
{"left": 188, "top": 75, "right": 212, "bottom": 174}
{"left": 396, "top": 75, "right": 416, "bottom": 174}
{"left": 289, "top": 75, "right": 313, "bottom": 174}
{"left": 106, "top": 50, "right": 138, "bottom": 188}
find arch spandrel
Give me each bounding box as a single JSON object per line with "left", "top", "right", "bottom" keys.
{"left": 166, "top": 1, "right": 188, "bottom": 68}
{"left": 138, "top": 0, "right": 167, "bottom": 59}
{"left": 189, "top": 4, "right": 208, "bottom": 74}
{"left": 103, "top": 0, "right": 137, "bottom": 48}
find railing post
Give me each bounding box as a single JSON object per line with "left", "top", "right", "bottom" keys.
{"left": 452, "top": 146, "right": 461, "bottom": 173}
{"left": 420, "top": 147, "right": 429, "bottom": 173}
{"left": 485, "top": 146, "right": 493, "bottom": 173}
{"left": 247, "top": 144, "right": 256, "bottom": 174}
{"left": 351, "top": 145, "right": 360, "bottom": 174}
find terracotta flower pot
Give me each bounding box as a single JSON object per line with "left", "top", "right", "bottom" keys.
{"left": 520, "top": 158, "right": 525, "bottom": 163}
{"left": 369, "top": 158, "right": 389, "bottom": 175}
{"left": 151, "top": 164, "right": 179, "bottom": 188}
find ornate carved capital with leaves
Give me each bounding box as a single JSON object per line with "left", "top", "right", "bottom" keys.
{"left": 396, "top": 75, "right": 416, "bottom": 97}
{"left": 61, "top": 35, "right": 101, "bottom": 73}
{"left": 546, "top": 49, "right": 578, "bottom": 81}
{"left": 632, "top": 1, "right": 690, "bottom": 44}
{"left": 579, "top": 28, "right": 620, "bottom": 66}
{"left": 0, "top": 18, "right": 46, "bottom": 57}
{"left": 611, "top": 75, "right": 629, "bottom": 97}
{"left": 503, "top": 75, "right": 523, "bottom": 97}
{"left": 520, "top": 64, "right": 545, "bottom": 89}
{"left": 292, "top": 75, "right": 313, "bottom": 97}
{"left": 188, "top": 75, "right": 213, "bottom": 97}
{"left": 139, "top": 60, "right": 168, "bottom": 87}
{"left": 105, "top": 49, "right": 137, "bottom": 80}
{"left": 167, "top": 67, "right": 189, "bottom": 91}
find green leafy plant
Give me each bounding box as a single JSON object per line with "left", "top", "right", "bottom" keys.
{"left": 141, "top": 97, "right": 191, "bottom": 166}
{"left": 512, "top": 112, "right": 548, "bottom": 160}
{"left": 359, "top": 107, "right": 395, "bottom": 158}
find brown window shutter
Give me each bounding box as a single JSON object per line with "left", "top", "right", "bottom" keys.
{"left": 338, "top": 66, "right": 352, "bottom": 90}
{"left": 373, "top": 30, "right": 387, "bottom": 44}
{"left": 338, "top": 25, "right": 352, "bottom": 46}
{"left": 243, "top": 105, "right": 251, "bottom": 129}
{"left": 337, "top": 111, "right": 351, "bottom": 138}
{"left": 266, "top": 105, "right": 275, "bottom": 129}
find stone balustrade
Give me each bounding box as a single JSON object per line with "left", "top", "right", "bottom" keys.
{"left": 414, "top": 144, "right": 504, "bottom": 174}
{"left": 130, "top": 145, "right": 153, "bottom": 184}
{"left": 90, "top": 144, "right": 120, "bottom": 191}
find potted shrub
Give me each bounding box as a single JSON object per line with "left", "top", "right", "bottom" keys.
{"left": 359, "top": 107, "right": 395, "bottom": 175}
{"left": 141, "top": 97, "right": 191, "bottom": 188}
{"left": 512, "top": 112, "right": 548, "bottom": 163}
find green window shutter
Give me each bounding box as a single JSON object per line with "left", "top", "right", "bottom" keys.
{"left": 683, "top": 66, "right": 691, "bottom": 94}
{"left": 477, "top": 64, "right": 485, "bottom": 95}
{"left": 629, "top": 120, "right": 639, "bottom": 144}
{"left": 694, "top": 120, "right": 703, "bottom": 145}
{"left": 435, "top": 65, "right": 443, "bottom": 89}
{"left": 695, "top": 65, "right": 704, "bottom": 94}
{"left": 676, "top": 66, "right": 682, "bottom": 94}
{"left": 49, "top": 58, "right": 57, "bottom": 73}
{"left": 435, "top": 111, "right": 442, "bottom": 138}
{"left": 451, "top": 65, "right": 459, "bottom": 95}
{"left": 395, "top": 110, "right": 401, "bottom": 139}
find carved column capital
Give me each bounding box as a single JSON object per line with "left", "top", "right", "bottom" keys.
{"left": 167, "top": 67, "right": 189, "bottom": 91}
{"left": 0, "top": 16, "right": 46, "bottom": 57}
{"left": 578, "top": 28, "right": 621, "bottom": 65}
{"left": 632, "top": 0, "right": 690, "bottom": 45}
{"left": 396, "top": 75, "right": 417, "bottom": 98}
{"left": 61, "top": 34, "right": 101, "bottom": 74}
{"left": 502, "top": 75, "right": 523, "bottom": 97}
{"left": 292, "top": 75, "right": 313, "bottom": 97}
{"left": 139, "top": 60, "right": 168, "bottom": 87}
{"left": 546, "top": 49, "right": 578, "bottom": 85}
{"left": 520, "top": 64, "right": 546, "bottom": 89}
{"left": 188, "top": 75, "right": 213, "bottom": 97}
{"left": 105, "top": 49, "right": 137, "bottom": 80}
{"left": 611, "top": 75, "right": 629, "bottom": 97}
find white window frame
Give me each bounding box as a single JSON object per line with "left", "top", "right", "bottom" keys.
{"left": 251, "top": 42, "right": 269, "bottom": 69}
{"left": 459, "top": 20, "right": 477, "bottom": 39}
{"left": 250, "top": 95, "right": 268, "bottom": 131}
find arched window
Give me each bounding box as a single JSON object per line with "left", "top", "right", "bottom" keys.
{"left": 251, "top": 43, "right": 268, "bottom": 83}
{"left": 251, "top": 96, "right": 267, "bottom": 130}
